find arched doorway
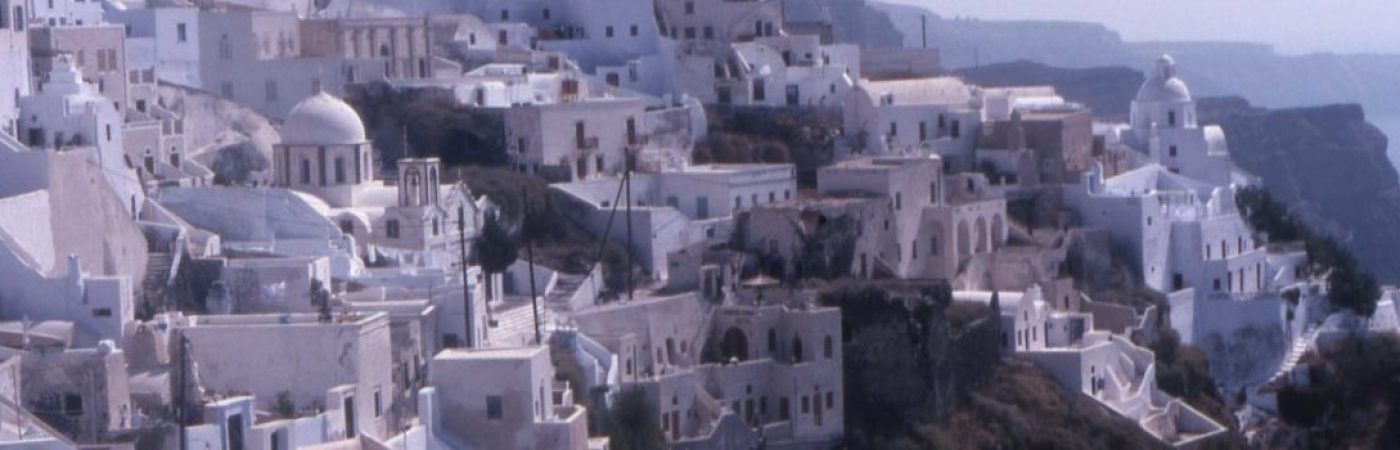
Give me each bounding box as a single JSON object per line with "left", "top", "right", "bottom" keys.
{"left": 991, "top": 214, "right": 1005, "bottom": 250}
{"left": 975, "top": 217, "right": 988, "bottom": 254}
{"left": 720, "top": 327, "right": 748, "bottom": 361}
{"left": 957, "top": 220, "right": 971, "bottom": 262}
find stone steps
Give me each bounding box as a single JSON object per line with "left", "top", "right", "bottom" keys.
{"left": 488, "top": 299, "right": 554, "bottom": 347}
{"left": 1263, "top": 326, "right": 1320, "bottom": 386}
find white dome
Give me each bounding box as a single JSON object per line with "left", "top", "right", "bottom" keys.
{"left": 1135, "top": 55, "right": 1192, "bottom": 102}
{"left": 280, "top": 92, "right": 368, "bottom": 146}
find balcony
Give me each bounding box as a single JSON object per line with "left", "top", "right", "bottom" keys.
{"left": 576, "top": 136, "right": 599, "bottom": 150}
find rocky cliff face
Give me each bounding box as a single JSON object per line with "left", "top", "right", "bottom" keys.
{"left": 1204, "top": 101, "right": 1400, "bottom": 283}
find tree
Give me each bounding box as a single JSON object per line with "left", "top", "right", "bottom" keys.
{"left": 274, "top": 390, "right": 296, "bottom": 418}
{"left": 211, "top": 142, "right": 269, "bottom": 186}
{"left": 475, "top": 212, "right": 518, "bottom": 275}
{"left": 1235, "top": 186, "right": 1379, "bottom": 316}
{"left": 310, "top": 279, "right": 331, "bottom": 323}
{"left": 605, "top": 387, "right": 666, "bottom": 450}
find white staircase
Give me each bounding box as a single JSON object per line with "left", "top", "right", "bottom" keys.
{"left": 488, "top": 298, "right": 555, "bottom": 347}
{"left": 545, "top": 273, "right": 587, "bottom": 307}
{"left": 1263, "top": 326, "right": 1320, "bottom": 386}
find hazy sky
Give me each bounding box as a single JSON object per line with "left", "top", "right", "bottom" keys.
{"left": 887, "top": 0, "right": 1400, "bottom": 55}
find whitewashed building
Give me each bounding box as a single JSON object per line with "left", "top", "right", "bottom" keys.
{"left": 553, "top": 164, "right": 797, "bottom": 280}
{"left": 428, "top": 346, "right": 592, "bottom": 450}
{"left": 0, "top": 0, "right": 32, "bottom": 135}
{"left": 842, "top": 77, "right": 982, "bottom": 170}
{"left": 1118, "top": 55, "right": 1233, "bottom": 187}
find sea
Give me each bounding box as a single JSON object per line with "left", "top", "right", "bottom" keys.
{"left": 1374, "top": 115, "right": 1400, "bottom": 174}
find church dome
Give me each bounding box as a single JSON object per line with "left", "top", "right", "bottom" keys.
{"left": 1135, "top": 55, "right": 1192, "bottom": 103}
{"left": 280, "top": 91, "right": 368, "bottom": 146}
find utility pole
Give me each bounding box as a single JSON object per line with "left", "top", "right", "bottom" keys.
{"left": 458, "top": 193, "right": 474, "bottom": 349}
{"left": 624, "top": 165, "right": 634, "bottom": 301}
{"left": 177, "top": 334, "right": 188, "bottom": 450}
{"left": 921, "top": 15, "right": 927, "bottom": 49}
{"left": 523, "top": 186, "right": 542, "bottom": 345}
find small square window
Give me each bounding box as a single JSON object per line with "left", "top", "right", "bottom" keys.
{"left": 486, "top": 395, "right": 503, "bottom": 420}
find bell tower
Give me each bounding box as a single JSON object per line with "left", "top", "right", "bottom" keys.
{"left": 397, "top": 157, "right": 441, "bottom": 207}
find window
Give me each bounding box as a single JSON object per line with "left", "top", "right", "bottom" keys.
{"left": 703, "top": 26, "right": 714, "bottom": 39}
{"left": 684, "top": 1, "right": 694, "bottom": 14}
{"left": 177, "top": 23, "right": 187, "bottom": 42}
{"left": 802, "top": 396, "right": 810, "bottom": 414}
{"left": 486, "top": 395, "right": 503, "bottom": 420}
{"left": 220, "top": 82, "right": 234, "bottom": 100}
{"left": 64, "top": 394, "right": 83, "bottom": 415}
{"left": 500, "top": 9, "right": 509, "bottom": 20}
{"left": 779, "top": 397, "right": 790, "bottom": 420}
{"left": 826, "top": 391, "right": 834, "bottom": 409}
{"left": 373, "top": 390, "right": 383, "bottom": 417}
{"left": 1168, "top": 110, "right": 1177, "bottom": 127}
{"left": 92, "top": 308, "right": 112, "bottom": 317}
{"left": 386, "top": 219, "right": 401, "bottom": 238}
{"left": 300, "top": 159, "right": 311, "bottom": 184}
{"left": 542, "top": 8, "right": 551, "bottom": 19}
{"left": 219, "top": 34, "right": 232, "bottom": 60}
{"left": 753, "top": 78, "right": 765, "bottom": 101}
{"left": 888, "top": 121, "right": 897, "bottom": 137}
{"left": 630, "top": 25, "right": 638, "bottom": 36}
{"left": 950, "top": 120, "right": 961, "bottom": 139}
{"left": 1169, "top": 145, "right": 1178, "bottom": 157}
{"left": 894, "top": 192, "right": 902, "bottom": 210}
{"left": 265, "top": 79, "right": 278, "bottom": 102}
{"left": 605, "top": 26, "right": 614, "bottom": 38}
{"left": 930, "top": 237, "right": 939, "bottom": 255}
{"left": 684, "top": 27, "right": 695, "bottom": 39}
{"left": 919, "top": 121, "right": 927, "bottom": 141}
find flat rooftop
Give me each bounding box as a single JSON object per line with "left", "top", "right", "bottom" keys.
{"left": 435, "top": 345, "right": 545, "bottom": 361}
{"left": 185, "top": 313, "right": 383, "bottom": 328}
